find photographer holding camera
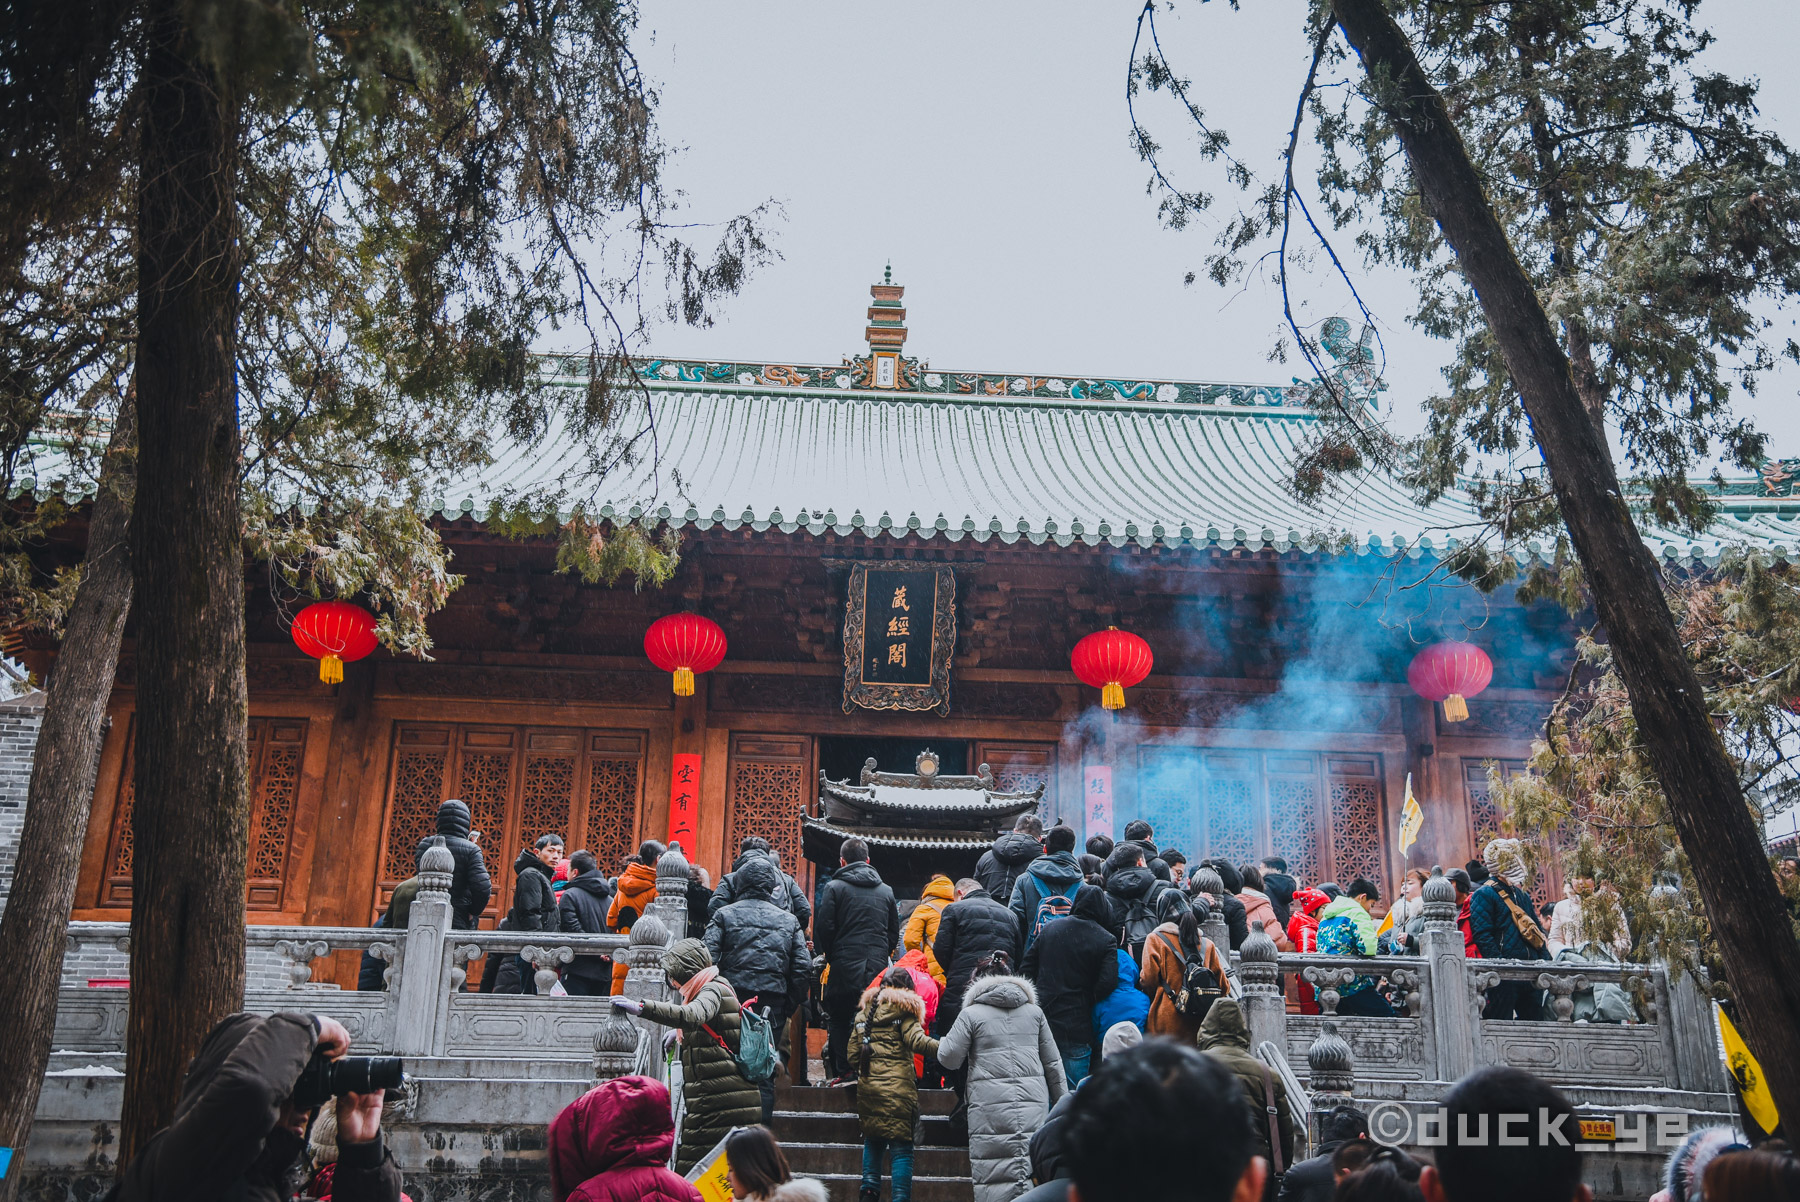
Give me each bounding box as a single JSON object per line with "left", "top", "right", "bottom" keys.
{"left": 115, "top": 1011, "right": 403, "bottom": 1202}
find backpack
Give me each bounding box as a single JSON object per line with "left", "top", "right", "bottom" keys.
{"left": 1122, "top": 896, "right": 1159, "bottom": 957}
{"left": 1315, "top": 915, "right": 1374, "bottom": 996}
{"left": 1030, "top": 885, "right": 1074, "bottom": 944}
{"left": 705, "top": 995, "right": 777, "bottom": 1083}
{"left": 1159, "top": 932, "right": 1223, "bottom": 1021}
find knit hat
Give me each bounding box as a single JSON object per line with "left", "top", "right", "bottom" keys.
{"left": 1482, "top": 838, "right": 1529, "bottom": 887}
{"left": 307, "top": 1099, "right": 339, "bottom": 1169}
{"left": 1101, "top": 1021, "right": 1143, "bottom": 1060}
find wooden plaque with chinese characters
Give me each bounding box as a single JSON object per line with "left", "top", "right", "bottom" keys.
{"left": 842, "top": 562, "right": 956, "bottom": 715}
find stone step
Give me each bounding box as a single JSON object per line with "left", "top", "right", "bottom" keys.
{"left": 772, "top": 1110, "right": 965, "bottom": 1148}
{"left": 779, "top": 1142, "right": 970, "bottom": 1178}
{"left": 776, "top": 1084, "right": 958, "bottom": 1115}
{"left": 801, "top": 1173, "right": 975, "bottom": 1202}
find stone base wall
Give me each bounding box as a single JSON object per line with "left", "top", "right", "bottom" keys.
{"left": 0, "top": 692, "right": 45, "bottom": 916}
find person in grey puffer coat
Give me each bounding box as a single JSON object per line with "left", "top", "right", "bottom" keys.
{"left": 975, "top": 815, "right": 1043, "bottom": 913}
{"left": 705, "top": 855, "right": 810, "bottom": 1120}
{"left": 708, "top": 839, "right": 812, "bottom": 930}
{"left": 936, "top": 971, "right": 1067, "bottom": 1202}
{"left": 416, "top": 799, "right": 491, "bottom": 929}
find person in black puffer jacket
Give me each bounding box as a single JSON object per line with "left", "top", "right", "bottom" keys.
{"left": 1261, "top": 856, "right": 1298, "bottom": 930}
{"left": 1020, "top": 884, "right": 1119, "bottom": 1089}
{"left": 685, "top": 864, "right": 713, "bottom": 941}
{"left": 557, "top": 851, "right": 614, "bottom": 996}
{"left": 416, "top": 799, "right": 491, "bottom": 930}
{"left": 704, "top": 855, "right": 810, "bottom": 1121}
{"left": 708, "top": 839, "right": 812, "bottom": 931}
{"left": 930, "top": 878, "right": 1022, "bottom": 1039}
{"left": 1100, "top": 846, "right": 1167, "bottom": 960}
{"left": 814, "top": 838, "right": 900, "bottom": 1082}
{"left": 976, "top": 815, "right": 1044, "bottom": 910}
{"left": 503, "top": 834, "right": 562, "bottom": 995}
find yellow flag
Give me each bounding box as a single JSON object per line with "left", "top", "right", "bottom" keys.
{"left": 1718, "top": 1007, "right": 1781, "bottom": 1134}
{"left": 1375, "top": 909, "right": 1396, "bottom": 937}
{"left": 686, "top": 1131, "right": 736, "bottom": 1202}
{"left": 1398, "top": 773, "right": 1424, "bottom": 857}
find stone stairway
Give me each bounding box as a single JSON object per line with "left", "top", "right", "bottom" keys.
{"left": 771, "top": 1084, "right": 973, "bottom": 1202}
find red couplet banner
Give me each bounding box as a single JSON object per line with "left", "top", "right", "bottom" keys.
{"left": 1082, "top": 765, "right": 1113, "bottom": 844}
{"left": 668, "top": 753, "right": 702, "bottom": 852}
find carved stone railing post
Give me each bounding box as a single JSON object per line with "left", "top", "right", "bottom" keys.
{"left": 1239, "top": 921, "right": 1287, "bottom": 1053}
{"left": 1663, "top": 962, "right": 1726, "bottom": 1093}
{"left": 393, "top": 836, "right": 454, "bottom": 1056}
{"left": 616, "top": 913, "right": 676, "bottom": 1082}
{"left": 650, "top": 843, "right": 692, "bottom": 940}
{"left": 1192, "top": 868, "right": 1232, "bottom": 957}
{"left": 1418, "top": 868, "right": 1477, "bottom": 1082}
{"left": 593, "top": 1017, "right": 642, "bottom": 1080}
{"left": 1307, "top": 1022, "right": 1356, "bottom": 1145}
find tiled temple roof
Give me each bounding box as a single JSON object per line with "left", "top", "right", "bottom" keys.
{"left": 12, "top": 354, "right": 1800, "bottom": 566}
{"left": 417, "top": 361, "right": 1800, "bottom": 565}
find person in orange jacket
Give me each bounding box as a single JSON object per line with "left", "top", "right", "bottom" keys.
{"left": 606, "top": 840, "right": 665, "bottom": 993}
{"left": 902, "top": 874, "right": 955, "bottom": 986}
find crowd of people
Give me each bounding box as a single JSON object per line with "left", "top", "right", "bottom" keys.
{"left": 302, "top": 800, "right": 1796, "bottom": 1202}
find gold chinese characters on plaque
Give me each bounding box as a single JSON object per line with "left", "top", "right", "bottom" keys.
{"left": 841, "top": 562, "right": 956, "bottom": 715}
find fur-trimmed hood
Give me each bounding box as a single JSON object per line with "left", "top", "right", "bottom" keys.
{"left": 960, "top": 973, "right": 1039, "bottom": 1011}
{"left": 858, "top": 982, "right": 927, "bottom": 1023}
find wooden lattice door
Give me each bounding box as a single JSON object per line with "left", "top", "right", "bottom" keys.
{"left": 724, "top": 734, "right": 810, "bottom": 884}
{"left": 102, "top": 716, "right": 309, "bottom": 910}
{"left": 377, "top": 723, "right": 645, "bottom": 921}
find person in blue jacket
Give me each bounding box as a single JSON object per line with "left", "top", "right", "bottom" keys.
{"left": 1091, "top": 946, "right": 1148, "bottom": 1047}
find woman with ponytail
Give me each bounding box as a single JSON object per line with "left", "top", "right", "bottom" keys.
{"left": 1138, "top": 889, "right": 1228, "bottom": 1043}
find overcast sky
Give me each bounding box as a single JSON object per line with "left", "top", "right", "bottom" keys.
{"left": 614, "top": 2, "right": 1800, "bottom": 460}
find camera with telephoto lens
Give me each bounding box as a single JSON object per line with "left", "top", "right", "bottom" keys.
{"left": 289, "top": 1053, "right": 406, "bottom": 1111}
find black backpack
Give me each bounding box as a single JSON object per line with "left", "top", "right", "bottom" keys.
{"left": 1122, "top": 896, "right": 1159, "bottom": 958}
{"left": 1159, "top": 932, "right": 1223, "bottom": 1021}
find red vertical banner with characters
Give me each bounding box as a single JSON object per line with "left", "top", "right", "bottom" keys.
{"left": 668, "top": 753, "right": 702, "bottom": 853}
{"left": 1083, "top": 766, "right": 1113, "bottom": 845}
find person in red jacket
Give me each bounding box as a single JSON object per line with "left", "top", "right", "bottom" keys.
{"left": 1449, "top": 868, "right": 1481, "bottom": 958}
{"left": 548, "top": 1075, "right": 701, "bottom": 1202}
{"left": 1287, "top": 888, "right": 1332, "bottom": 1014}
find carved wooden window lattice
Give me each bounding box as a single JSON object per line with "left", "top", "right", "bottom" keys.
{"left": 105, "top": 716, "right": 309, "bottom": 910}
{"left": 378, "top": 724, "right": 645, "bottom": 919}
{"left": 1266, "top": 774, "right": 1323, "bottom": 885}
{"left": 586, "top": 758, "right": 642, "bottom": 876}
{"left": 1129, "top": 748, "right": 1386, "bottom": 893}
{"left": 1327, "top": 775, "right": 1386, "bottom": 894}
{"left": 1463, "top": 758, "right": 1527, "bottom": 848}
{"left": 725, "top": 735, "right": 809, "bottom": 880}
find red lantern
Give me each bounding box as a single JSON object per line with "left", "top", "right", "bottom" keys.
{"left": 1407, "top": 641, "right": 1494, "bottom": 723}
{"left": 644, "top": 613, "right": 727, "bottom": 697}
{"left": 291, "top": 601, "right": 379, "bottom": 684}
{"left": 1071, "top": 627, "right": 1154, "bottom": 711}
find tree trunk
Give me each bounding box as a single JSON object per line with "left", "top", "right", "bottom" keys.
{"left": 0, "top": 394, "right": 136, "bottom": 1202}
{"left": 1332, "top": 0, "right": 1800, "bottom": 1123}
{"left": 121, "top": 0, "right": 248, "bottom": 1167}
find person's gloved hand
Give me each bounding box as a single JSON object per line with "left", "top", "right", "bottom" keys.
{"left": 662, "top": 1029, "right": 681, "bottom": 1053}
{"left": 610, "top": 995, "right": 644, "bottom": 1015}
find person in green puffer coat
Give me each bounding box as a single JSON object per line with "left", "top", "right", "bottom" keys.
{"left": 854, "top": 967, "right": 941, "bottom": 1202}
{"left": 616, "top": 938, "right": 763, "bottom": 1173}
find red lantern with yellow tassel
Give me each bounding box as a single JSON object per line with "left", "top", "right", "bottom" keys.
{"left": 644, "top": 613, "right": 727, "bottom": 697}
{"left": 291, "top": 601, "right": 379, "bottom": 684}
{"left": 1071, "top": 627, "right": 1154, "bottom": 711}
{"left": 1407, "top": 641, "right": 1494, "bottom": 722}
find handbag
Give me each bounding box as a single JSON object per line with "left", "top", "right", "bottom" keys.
{"left": 1496, "top": 885, "right": 1548, "bottom": 951}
